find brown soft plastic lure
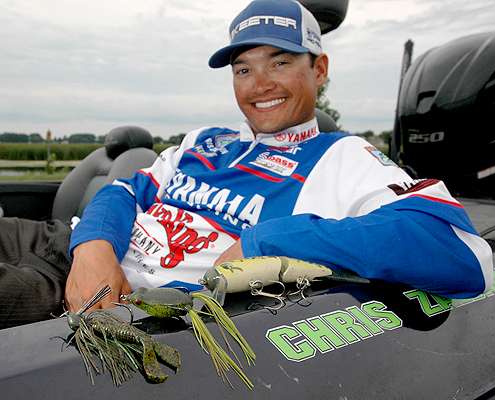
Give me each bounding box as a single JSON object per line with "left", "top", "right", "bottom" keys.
{"left": 66, "top": 286, "right": 180, "bottom": 386}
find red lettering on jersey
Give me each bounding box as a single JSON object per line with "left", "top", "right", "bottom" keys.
{"left": 156, "top": 208, "right": 219, "bottom": 269}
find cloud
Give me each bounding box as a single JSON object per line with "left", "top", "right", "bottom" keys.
{"left": 0, "top": 0, "right": 494, "bottom": 137}
{"left": 324, "top": 0, "right": 495, "bottom": 132}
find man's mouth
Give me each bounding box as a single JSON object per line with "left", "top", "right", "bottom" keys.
{"left": 254, "top": 98, "right": 286, "bottom": 109}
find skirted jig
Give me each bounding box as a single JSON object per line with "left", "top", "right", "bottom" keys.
{"left": 123, "top": 287, "right": 256, "bottom": 390}
{"left": 65, "top": 285, "right": 181, "bottom": 386}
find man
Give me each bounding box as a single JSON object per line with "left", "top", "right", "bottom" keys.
{"left": 65, "top": 0, "right": 492, "bottom": 313}
{"left": 0, "top": 0, "right": 490, "bottom": 328}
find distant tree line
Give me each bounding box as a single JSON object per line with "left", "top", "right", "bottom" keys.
{"left": 0, "top": 132, "right": 187, "bottom": 145}
{"left": 0, "top": 132, "right": 105, "bottom": 144}
{"left": 316, "top": 81, "right": 341, "bottom": 129}
{"left": 1, "top": 129, "right": 392, "bottom": 148}
{"left": 354, "top": 130, "right": 392, "bottom": 143}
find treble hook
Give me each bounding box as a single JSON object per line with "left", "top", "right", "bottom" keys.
{"left": 249, "top": 280, "right": 286, "bottom": 311}
{"left": 287, "top": 277, "right": 312, "bottom": 307}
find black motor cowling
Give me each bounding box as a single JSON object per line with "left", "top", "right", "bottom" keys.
{"left": 300, "top": 0, "right": 348, "bottom": 34}
{"left": 397, "top": 32, "right": 495, "bottom": 197}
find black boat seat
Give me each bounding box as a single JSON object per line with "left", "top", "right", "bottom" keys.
{"left": 51, "top": 126, "right": 157, "bottom": 223}
{"left": 51, "top": 112, "right": 337, "bottom": 223}
{"left": 315, "top": 108, "right": 338, "bottom": 132}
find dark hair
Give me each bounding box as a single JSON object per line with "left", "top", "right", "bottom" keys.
{"left": 309, "top": 53, "right": 317, "bottom": 67}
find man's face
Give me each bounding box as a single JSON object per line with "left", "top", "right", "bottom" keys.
{"left": 232, "top": 45, "right": 328, "bottom": 134}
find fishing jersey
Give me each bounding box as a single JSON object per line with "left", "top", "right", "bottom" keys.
{"left": 70, "top": 118, "right": 493, "bottom": 298}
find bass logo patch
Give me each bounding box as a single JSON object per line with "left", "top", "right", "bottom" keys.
{"left": 364, "top": 146, "right": 396, "bottom": 166}
{"left": 250, "top": 152, "right": 299, "bottom": 176}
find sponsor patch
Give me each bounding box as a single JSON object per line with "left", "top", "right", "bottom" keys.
{"left": 165, "top": 171, "right": 265, "bottom": 229}
{"left": 194, "top": 137, "right": 230, "bottom": 158}
{"left": 268, "top": 145, "right": 302, "bottom": 155}
{"left": 306, "top": 27, "right": 321, "bottom": 49}
{"left": 214, "top": 133, "right": 239, "bottom": 149}
{"left": 231, "top": 15, "right": 297, "bottom": 38}
{"left": 365, "top": 146, "right": 396, "bottom": 166}
{"left": 275, "top": 127, "right": 318, "bottom": 144}
{"left": 388, "top": 179, "right": 439, "bottom": 195}
{"left": 250, "top": 152, "right": 299, "bottom": 176}
{"left": 121, "top": 203, "right": 237, "bottom": 289}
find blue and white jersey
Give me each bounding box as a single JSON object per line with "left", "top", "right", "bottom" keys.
{"left": 70, "top": 118, "right": 493, "bottom": 298}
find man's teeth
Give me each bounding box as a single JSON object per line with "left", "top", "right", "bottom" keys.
{"left": 255, "top": 98, "right": 285, "bottom": 109}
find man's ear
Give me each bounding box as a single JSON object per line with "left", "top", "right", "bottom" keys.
{"left": 314, "top": 53, "right": 329, "bottom": 87}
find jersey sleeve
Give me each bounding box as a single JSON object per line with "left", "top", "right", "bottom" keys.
{"left": 68, "top": 128, "right": 206, "bottom": 261}
{"left": 241, "top": 136, "right": 493, "bottom": 298}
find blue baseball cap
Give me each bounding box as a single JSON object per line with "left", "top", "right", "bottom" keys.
{"left": 209, "top": 0, "right": 322, "bottom": 68}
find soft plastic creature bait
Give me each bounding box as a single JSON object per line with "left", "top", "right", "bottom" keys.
{"left": 66, "top": 285, "right": 181, "bottom": 386}
{"left": 123, "top": 287, "right": 255, "bottom": 390}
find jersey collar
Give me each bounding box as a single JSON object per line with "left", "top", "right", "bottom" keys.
{"left": 239, "top": 117, "right": 320, "bottom": 146}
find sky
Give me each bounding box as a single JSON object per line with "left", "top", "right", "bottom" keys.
{"left": 1, "top": 0, "right": 494, "bottom": 138}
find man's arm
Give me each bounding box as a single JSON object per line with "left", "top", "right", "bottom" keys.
{"left": 214, "top": 240, "right": 244, "bottom": 266}
{"left": 65, "top": 129, "right": 206, "bottom": 311}
{"left": 223, "top": 136, "right": 493, "bottom": 299}
{"left": 239, "top": 203, "right": 492, "bottom": 298}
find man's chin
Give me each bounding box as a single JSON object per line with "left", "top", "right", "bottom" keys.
{"left": 247, "top": 119, "right": 291, "bottom": 135}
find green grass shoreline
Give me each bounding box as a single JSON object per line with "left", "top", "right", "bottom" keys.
{"left": 0, "top": 160, "right": 80, "bottom": 181}
{"left": 0, "top": 160, "right": 80, "bottom": 168}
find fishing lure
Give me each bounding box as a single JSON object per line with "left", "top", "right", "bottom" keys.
{"left": 66, "top": 285, "right": 181, "bottom": 386}
{"left": 200, "top": 256, "right": 370, "bottom": 305}
{"left": 122, "top": 287, "right": 255, "bottom": 390}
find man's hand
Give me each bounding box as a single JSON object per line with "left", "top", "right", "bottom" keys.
{"left": 65, "top": 240, "right": 131, "bottom": 312}
{"left": 214, "top": 239, "right": 244, "bottom": 266}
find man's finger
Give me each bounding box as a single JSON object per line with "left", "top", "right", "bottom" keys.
{"left": 121, "top": 279, "right": 132, "bottom": 297}
{"left": 99, "top": 287, "right": 122, "bottom": 309}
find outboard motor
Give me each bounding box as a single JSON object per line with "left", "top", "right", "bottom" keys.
{"left": 396, "top": 32, "right": 495, "bottom": 198}
{"left": 300, "top": 0, "right": 348, "bottom": 34}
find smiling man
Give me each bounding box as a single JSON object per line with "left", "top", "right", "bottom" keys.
{"left": 0, "top": 0, "right": 491, "bottom": 329}
{"left": 2, "top": 0, "right": 490, "bottom": 329}
{"left": 62, "top": 0, "right": 494, "bottom": 314}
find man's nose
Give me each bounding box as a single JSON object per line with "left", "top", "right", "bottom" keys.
{"left": 252, "top": 71, "right": 276, "bottom": 94}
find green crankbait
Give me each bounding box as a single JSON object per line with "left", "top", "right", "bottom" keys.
{"left": 66, "top": 285, "right": 181, "bottom": 386}
{"left": 123, "top": 287, "right": 255, "bottom": 390}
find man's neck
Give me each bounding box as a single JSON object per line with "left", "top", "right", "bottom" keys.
{"left": 240, "top": 118, "right": 320, "bottom": 146}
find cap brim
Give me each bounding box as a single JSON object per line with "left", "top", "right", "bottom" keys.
{"left": 208, "top": 37, "right": 309, "bottom": 68}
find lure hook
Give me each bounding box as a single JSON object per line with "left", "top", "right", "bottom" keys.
{"left": 249, "top": 280, "right": 286, "bottom": 311}
{"left": 111, "top": 302, "right": 135, "bottom": 324}
{"left": 287, "top": 277, "right": 312, "bottom": 306}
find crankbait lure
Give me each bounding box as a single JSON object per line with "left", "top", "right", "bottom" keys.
{"left": 200, "top": 256, "right": 370, "bottom": 305}
{"left": 66, "top": 285, "right": 181, "bottom": 386}
{"left": 199, "top": 256, "right": 369, "bottom": 308}
{"left": 123, "top": 287, "right": 255, "bottom": 390}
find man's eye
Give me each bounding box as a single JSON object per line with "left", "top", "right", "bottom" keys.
{"left": 236, "top": 68, "right": 249, "bottom": 75}
{"left": 275, "top": 61, "right": 289, "bottom": 67}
